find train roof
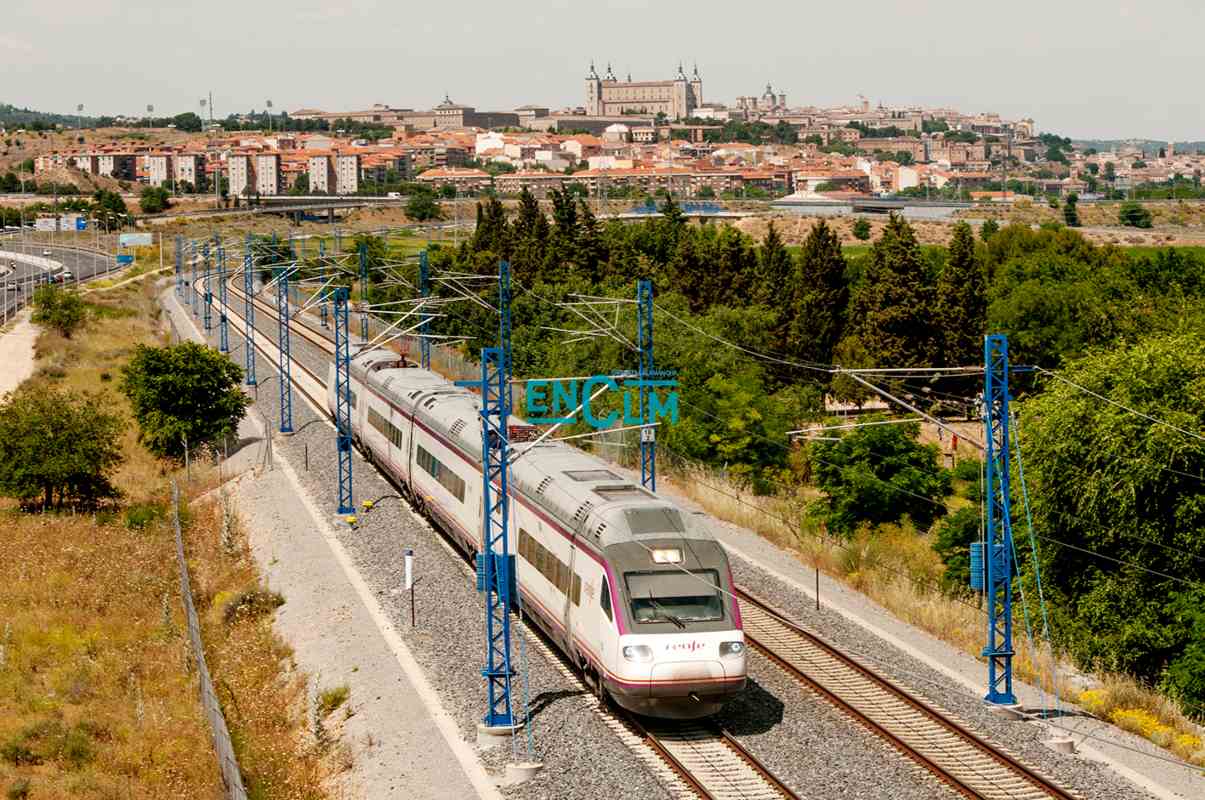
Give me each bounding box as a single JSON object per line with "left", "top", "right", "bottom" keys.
{"left": 354, "top": 350, "right": 715, "bottom": 551}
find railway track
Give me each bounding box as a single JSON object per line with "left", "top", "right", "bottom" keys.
{"left": 196, "top": 276, "right": 1074, "bottom": 800}
{"left": 735, "top": 589, "right": 1077, "bottom": 800}
{"left": 195, "top": 277, "right": 802, "bottom": 800}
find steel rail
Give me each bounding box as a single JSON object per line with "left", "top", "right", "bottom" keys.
{"left": 735, "top": 588, "right": 1078, "bottom": 800}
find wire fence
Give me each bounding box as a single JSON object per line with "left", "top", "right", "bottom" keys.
{"left": 170, "top": 479, "right": 249, "bottom": 800}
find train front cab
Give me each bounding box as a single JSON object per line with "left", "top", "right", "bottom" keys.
{"left": 599, "top": 538, "right": 746, "bottom": 719}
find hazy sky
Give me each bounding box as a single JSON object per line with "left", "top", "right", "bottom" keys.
{"left": 4, "top": 1, "right": 1201, "bottom": 140}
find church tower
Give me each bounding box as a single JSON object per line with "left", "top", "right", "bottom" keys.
{"left": 585, "top": 61, "right": 602, "bottom": 116}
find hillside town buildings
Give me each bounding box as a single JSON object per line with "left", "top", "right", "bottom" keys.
{"left": 27, "top": 73, "right": 1203, "bottom": 207}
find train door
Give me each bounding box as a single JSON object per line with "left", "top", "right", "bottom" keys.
{"left": 561, "top": 537, "right": 578, "bottom": 642}
{"left": 597, "top": 571, "right": 619, "bottom": 673}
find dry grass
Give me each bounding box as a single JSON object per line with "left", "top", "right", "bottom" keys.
{"left": 0, "top": 274, "right": 340, "bottom": 798}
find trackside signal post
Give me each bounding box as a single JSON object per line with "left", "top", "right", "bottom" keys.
{"left": 202, "top": 243, "right": 212, "bottom": 333}
{"left": 981, "top": 334, "right": 1017, "bottom": 706}
{"left": 637, "top": 279, "right": 655, "bottom": 490}
{"left": 333, "top": 287, "right": 354, "bottom": 514}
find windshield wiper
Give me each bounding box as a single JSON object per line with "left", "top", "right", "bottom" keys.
{"left": 646, "top": 589, "right": 686, "bottom": 629}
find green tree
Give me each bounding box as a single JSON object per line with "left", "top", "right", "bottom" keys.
{"left": 1062, "top": 193, "right": 1080, "bottom": 227}
{"left": 138, "top": 185, "right": 171, "bottom": 214}
{"left": 806, "top": 418, "right": 950, "bottom": 535}
{"left": 787, "top": 219, "right": 848, "bottom": 369}
{"left": 31, "top": 284, "right": 86, "bottom": 337}
{"left": 851, "top": 218, "right": 871, "bottom": 241}
{"left": 846, "top": 213, "right": 939, "bottom": 367}
{"left": 754, "top": 222, "right": 791, "bottom": 306}
{"left": 0, "top": 388, "right": 124, "bottom": 509}
{"left": 696, "top": 185, "right": 716, "bottom": 199}
{"left": 1119, "top": 201, "right": 1152, "bottom": 228}
{"left": 932, "top": 507, "right": 980, "bottom": 594}
{"left": 979, "top": 218, "right": 1000, "bottom": 242}
{"left": 934, "top": 221, "right": 986, "bottom": 366}
{"left": 1020, "top": 334, "right": 1205, "bottom": 684}
{"left": 119, "top": 342, "right": 250, "bottom": 459}
{"left": 406, "top": 188, "right": 441, "bottom": 221}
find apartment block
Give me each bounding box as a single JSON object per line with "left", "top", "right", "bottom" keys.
{"left": 255, "top": 154, "right": 282, "bottom": 196}
{"left": 335, "top": 154, "right": 360, "bottom": 195}
{"left": 227, "top": 154, "right": 255, "bottom": 197}
{"left": 309, "top": 155, "right": 336, "bottom": 194}
{"left": 97, "top": 154, "right": 136, "bottom": 180}
{"left": 174, "top": 154, "right": 205, "bottom": 189}
{"left": 146, "top": 155, "right": 173, "bottom": 187}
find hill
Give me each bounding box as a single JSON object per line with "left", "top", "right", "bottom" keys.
{"left": 0, "top": 103, "right": 98, "bottom": 130}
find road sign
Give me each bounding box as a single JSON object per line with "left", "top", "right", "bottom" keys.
{"left": 119, "top": 233, "right": 153, "bottom": 247}
{"left": 76, "top": 218, "right": 87, "bottom": 231}
{"left": 116, "top": 254, "right": 134, "bottom": 265}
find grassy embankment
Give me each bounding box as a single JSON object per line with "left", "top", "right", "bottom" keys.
{"left": 0, "top": 278, "right": 342, "bottom": 798}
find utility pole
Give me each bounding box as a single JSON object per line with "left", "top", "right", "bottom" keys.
{"left": 202, "top": 243, "right": 213, "bottom": 333}
{"left": 174, "top": 235, "right": 183, "bottom": 297}
{"left": 981, "top": 333, "right": 1017, "bottom": 707}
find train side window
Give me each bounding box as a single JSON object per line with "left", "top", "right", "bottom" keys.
{"left": 572, "top": 573, "right": 581, "bottom": 606}
{"left": 600, "top": 578, "right": 612, "bottom": 621}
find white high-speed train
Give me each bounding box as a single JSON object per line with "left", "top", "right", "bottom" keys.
{"left": 329, "top": 350, "right": 747, "bottom": 719}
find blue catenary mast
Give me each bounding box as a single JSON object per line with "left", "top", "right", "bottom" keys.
{"left": 243, "top": 247, "right": 256, "bottom": 386}
{"left": 982, "top": 333, "right": 1016, "bottom": 705}
{"left": 480, "top": 260, "right": 515, "bottom": 729}
{"left": 217, "top": 245, "right": 229, "bottom": 353}
{"left": 276, "top": 266, "right": 294, "bottom": 434}
{"left": 637, "top": 279, "right": 656, "bottom": 490}
{"left": 333, "top": 286, "right": 354, "bottom": 514}
{"left": 420, "top": 250, "right": 431, "bottom": 370}
{"left": 319, "top": 240, "right": 329, "bottom": 329}
{"left": 358, "top": 242, "right": 369, "bottom": 344}
{"left": 174, "top": 235, "right": 183, "bottom": 297}
{"left": 202, "top": 243, "right": 213, "bottom": 333}
{"left": 190, "top": 241, "right": 199, "bottom": 317}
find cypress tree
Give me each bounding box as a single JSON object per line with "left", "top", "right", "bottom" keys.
{"left": 788, "top": 219, "right": 848, "bottom": 369}
{"left": 847, "top": 213, "right": 939, "bottom": 367}
{"left": 754, "top": 222, "right": 792, "bottom": 306}
{"left": 934, "top": 221, "right": 986, "bottom": 367}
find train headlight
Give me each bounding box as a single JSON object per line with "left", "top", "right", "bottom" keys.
{"left": 719, "top": 641, "right": 745, "bottom": 658}
{"left": 651, "top": 548, "right": 682, "bottom": 564}
{"left": 622, "top": 645, "right": 654, "bottom": 663}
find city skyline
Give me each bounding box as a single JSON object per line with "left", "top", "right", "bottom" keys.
{"left": 2, "top": 0, "right": 1201, "bottom": 139}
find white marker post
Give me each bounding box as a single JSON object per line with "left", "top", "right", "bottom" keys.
{"left": 404, "top": 548, "right": 415, "bottom": 626}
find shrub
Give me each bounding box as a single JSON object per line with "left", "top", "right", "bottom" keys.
{"left": 951, "top": 458, "right": 981, "bottom": 482}
{"left": 6, "top": 778, "right": 30, "bottom": 799}
{"left": 124, "top": 502, "right": 164, "bottom": 530}
{"left": 317, "top": 685, "right": 350, "bottom": 716}
{"left": 851, "top": 218, "right": 871, "bottom": 241}
{"left": 31, "top": 285, "right": 86, "bottom": 338}
{"left": 1119, "top": 201, "right": 1153, "bottom": 228}
{"left": 221, "top": 588, "right": 284, "bottom": 624}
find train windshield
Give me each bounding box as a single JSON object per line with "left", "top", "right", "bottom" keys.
{"left": 624, "top": 569, "right": 723, "bottom": 625}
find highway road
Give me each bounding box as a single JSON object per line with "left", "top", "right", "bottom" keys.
{"left": 0, "top": 234, "right": 120, "bottom": 322}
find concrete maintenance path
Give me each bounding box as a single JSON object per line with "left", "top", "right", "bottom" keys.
{"left": 0, "top": 308, "right": 38, "bottom": 396}
{"left": 165, "top": 285, "right": 498, "bottom": 800}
